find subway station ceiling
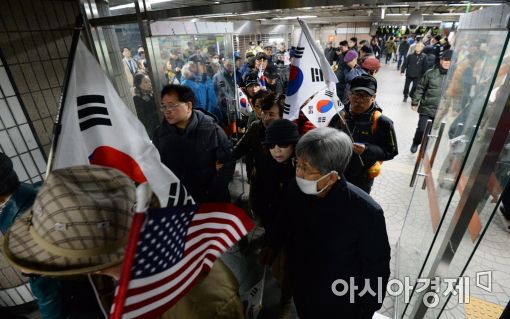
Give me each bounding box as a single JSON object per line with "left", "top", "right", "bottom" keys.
{"left": 92, "top": 0, "right": 507, "bottom": 25}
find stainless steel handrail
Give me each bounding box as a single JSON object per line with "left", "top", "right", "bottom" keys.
{"left": 410, "top": 119, "right": 433, "bottom": 187}
{"left": 422, "top": 121, "right": 446, "bottom": 190}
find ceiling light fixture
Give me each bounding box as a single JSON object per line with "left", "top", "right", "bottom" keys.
{"left": 273, "top": 15, "right": 318, "bottom": 20}
{"left": 110, "top": 3, "right": 135, "bottom": 10}
{"left": 238, "top": 11, "right": 271, "bottom": 16}
{"left": 386, "top": 13, "right": 410, "bottom": 16}
{"left": 378, "top": 4, "right": 410, "bottom": 8}
{"left": 381, "top": 7, "right": 385, "bottom": 19}
{"left": 448, "top": 3, "right": 502, "bottom": 6}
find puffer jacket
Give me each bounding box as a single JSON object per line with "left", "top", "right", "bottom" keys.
{"left": 412, "top": 65, "right": 448, "bottom": 118}
{"left": 153, "top": 110, "right": 235, "bottom": 203}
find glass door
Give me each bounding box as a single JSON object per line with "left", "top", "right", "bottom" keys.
{"left": 396, "top": 4, "right": 510, "bottom": 318}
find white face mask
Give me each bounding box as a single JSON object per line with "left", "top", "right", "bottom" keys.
{"left": 212, "top": 58, "right": 219, "bottom": 63}
{"left": 295, "top": 171, "right": 337, "bottom": 195}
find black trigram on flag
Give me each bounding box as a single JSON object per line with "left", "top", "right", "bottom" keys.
{"left": 325, "top": 90, "right": 334, "bottom": 97}
{"left": 310, "top": 68, "right": 324, "bottom": 82}
{"left": 283, "top": 103, "right": 291, "bottom": 115}
{"left": 77, "top": 95, "right": 112, "bottom": 131}
{"left": 293, "top": 46, "right": 305, "bottom": 58}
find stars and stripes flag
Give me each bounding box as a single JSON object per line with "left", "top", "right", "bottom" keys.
{"left": 110, "top": 201, "right": 254, "bottom": 319}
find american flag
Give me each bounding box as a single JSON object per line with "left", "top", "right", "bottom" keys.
{"left": 110, "top": 203, "right": 254, "bottom": 319}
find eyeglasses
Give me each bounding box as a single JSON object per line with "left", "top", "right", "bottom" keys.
{"left": 160, "top": 102, "right": 184, "bottom": 111}
{"left": 268, "top": 143, "right": 291, "bottom": 150}
{"left": 349, "top": 91, "right": 373, "bottom": 100}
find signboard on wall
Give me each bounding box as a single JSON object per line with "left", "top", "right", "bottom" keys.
{"left": 151, "top": 21, "right": 234, "bottom": 36}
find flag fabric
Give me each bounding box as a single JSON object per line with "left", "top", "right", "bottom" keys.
{"left": 257, "top": 63, "right": 266, "bottom": 90}
{"left": 284, "top": 19, "right": 338, "bottom": 121}
{"left": 111, "top": 202, "right": 255, "bottom": 319}
{"left": 302, "top": 88, "right": 344, "bottom": 128}
{"left": 53, "top": 40, "right": 192, "bottom": 208}
{"left": 237, "top": 86, "right": 253, "bottom": 115}
{"left": 241, "top": 267, "right": 266, "bottom": 319}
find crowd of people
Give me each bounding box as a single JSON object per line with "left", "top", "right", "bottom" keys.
{"left": 3, "top": 27, "right": 506, "bottom": 319}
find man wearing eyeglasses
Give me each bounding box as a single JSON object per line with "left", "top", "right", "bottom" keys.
{"left": 152, "top": 85, "right": 235, "bottom": 203}
{"left": 329, "top": 75, "right": 398, "bottom": 193}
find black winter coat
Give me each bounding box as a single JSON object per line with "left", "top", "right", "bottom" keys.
{"left": 401, "top": 52, "right": 427, "bottom": 79}
{"left": 267, "top": 178, "right": 391, "bottom": 318}
{"left": 153, "top": 110, "right": 234, "bottom": 203}
{"left": 329, "top": 103, "right": 398, "bottom": 183}
{"left": 252, "top": 153, "right": 295, "bottom": 229}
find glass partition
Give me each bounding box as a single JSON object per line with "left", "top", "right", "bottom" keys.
{"left": 396, "top": 6, "right": 510, "bottom": 318}
{"left": 147, "top": 25, "right": 236, "bottom": 127}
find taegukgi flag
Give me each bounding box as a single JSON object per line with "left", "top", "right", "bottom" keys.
{"left": 301, "top": 88, "right": 343, "bottom": 128}
{"left": 284, "top": 19, "right": 338, "bottom": 121}
{"left": 53, "top": 40, "right": 193, "bottom": 207}
{"left": 237, "top": 86, "right": 253, "bottom": 115}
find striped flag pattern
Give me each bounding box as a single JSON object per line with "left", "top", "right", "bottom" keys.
{"left": 110, "top": 203, "right": 254, "bottom": 319}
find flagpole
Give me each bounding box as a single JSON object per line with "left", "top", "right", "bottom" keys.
{"left": 45, "top": 14, "right": 84, "bottom": 177}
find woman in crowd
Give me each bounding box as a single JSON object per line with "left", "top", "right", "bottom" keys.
{"left": 370, "top": 36, "right": 381, "bottom": 60}
{"left": 162, "top": 59, "right": 180, "bottom": 85}
{"left": 252, "top": 119, "right": 299, "bottom": 230}
{"left": 133, "top": 73, "right": 160, "bottom": 138}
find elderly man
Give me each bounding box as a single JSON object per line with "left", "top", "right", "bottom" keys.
{"left": 329, "top": 75, "right": 398, "bottom": 193}
{"left": 401, "top": 42, "right": 427, "bottom": 102}
{"left": 0, "top": 154, "right": 106, "bottom": 318}
{"left": 4, "top": 165, "right": 245, "bottom": 319}
{"left": 153, "top": 85, "right": 234, "bottom": 203}
{"left": 263, "top": 127, "right": 391, "bottom": 319}
{"left": 410, "top": 50, "right": 452, "bottom": 153}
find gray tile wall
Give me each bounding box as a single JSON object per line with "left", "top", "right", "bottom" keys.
{"left": 0, "top": 0, "right": 80, "bottom": 156}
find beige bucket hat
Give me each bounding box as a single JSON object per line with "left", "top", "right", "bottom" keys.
{"left": 3, "top": 165, "right": 136, "bottom": 276}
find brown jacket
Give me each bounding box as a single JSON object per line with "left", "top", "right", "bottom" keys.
{"left": 161, "top": 259, "right": 243, "bottom": 319}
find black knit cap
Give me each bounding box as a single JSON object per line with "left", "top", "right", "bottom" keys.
{"left": 0, "top": 153, "right": 20, "bottom": 196}
{"left": 263, "top": 119, "right": 300, "bottom": 145}
{"left": 441, "top": 50, "right": 453, "bottom": 60}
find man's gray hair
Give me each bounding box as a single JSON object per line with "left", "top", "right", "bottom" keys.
{"left": 296, "top": 127, "right": 353, "bottom": 175}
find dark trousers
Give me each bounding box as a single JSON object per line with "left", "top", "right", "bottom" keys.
{"left": 397, "top": 53, "right": 405, "bottom": 69}
{"left": 385, "top": 52, "right": 392, "bottom": 64}
{"left": 412, "top": 114, "right": 434, "bottom": 146}
{"left": 403, "top": 76, "right": 418, "bottom": 99}
{"left": 502, "top": 181, "right": 510, "bottom": 219}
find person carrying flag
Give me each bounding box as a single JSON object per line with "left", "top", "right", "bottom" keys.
{"left": 3, "top": 165, "right": 248, "bottom": 319}
{"left": 329, "top": 75, "right": 398, "bottom": 193}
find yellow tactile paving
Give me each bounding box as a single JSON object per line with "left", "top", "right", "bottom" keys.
{"left": 464, "top": 296, "right": 505, "bottom": 319}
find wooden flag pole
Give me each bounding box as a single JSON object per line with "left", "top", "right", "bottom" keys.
{"left": 45, "top": 14, "right": 84, "bottom": 177}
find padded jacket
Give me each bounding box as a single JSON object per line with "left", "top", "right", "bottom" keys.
{"left": 412, "top": 66, "right": 448, "bottom": 118}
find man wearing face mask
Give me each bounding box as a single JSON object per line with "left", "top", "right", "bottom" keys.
{"left": 261, "top": 128, "right": 391, "bottom": 319}
{"left": 329, "top": 75, "right": 398, "bottom": 193}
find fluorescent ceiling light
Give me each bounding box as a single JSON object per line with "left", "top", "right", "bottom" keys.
{"left": 150, "top": 0, "right": 175, "bottom": 4}
{"left": 432, "top": 12, "right": 464, "bottom": 16}
{"left": 110, "top": 3, "right": 135, "bottom": 10}
{"left": 423, "top": 21, "right": 443, "bottom": 23}
{"left": 274, "top": 15, "right": 318, "bottom": 20}
{"left": 386, "top": 13, "right": 410, "bottom": 16}
{"left": 378, "top": 4, "right": 410, "bottom": 7}
{"left": 239, "top": 11, "right": 270, "bottom": 16}
{"left": 448, "top": 3, "right": 502, "bottom": 6}
{"left": 381, "top": 7, "right": 385, "bottom": 19}
{"left": 201, "top": 13, "right": 237, "bottom": 18}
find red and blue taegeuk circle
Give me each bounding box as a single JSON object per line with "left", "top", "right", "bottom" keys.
{"left": 287, "top": 65, "right": 304, "bottom": 96}
{"left": 240, "top": 97, "right": 248, "bottom": 109}
{"left": 316, "top": 99, "right": 334, "bottom": 113}
{"left": 88, "top": 146, "right": 147, "bottom": 183}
